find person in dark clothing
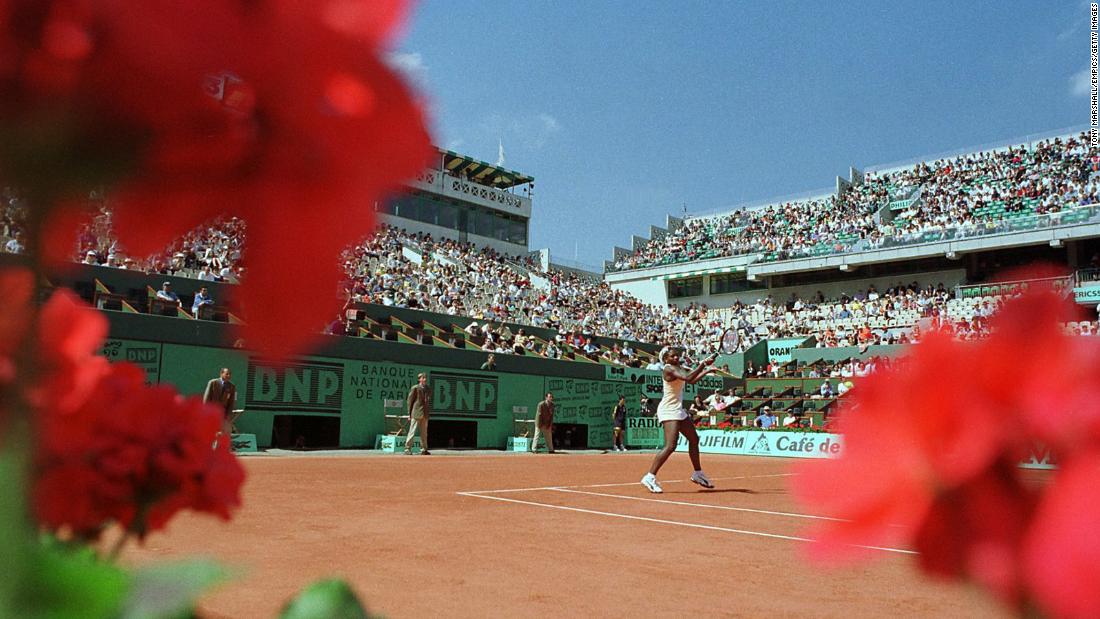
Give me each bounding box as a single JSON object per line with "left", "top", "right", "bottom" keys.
{"left": 611, "top": 395, "right": 628, "bottom": 452}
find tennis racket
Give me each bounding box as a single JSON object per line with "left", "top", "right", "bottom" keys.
{"left": 719, "top": 327, "right": 740, "bottom": 354}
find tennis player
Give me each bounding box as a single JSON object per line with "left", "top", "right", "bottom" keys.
{"left": 641, "top": 347, "right": 719, "bottom": 493}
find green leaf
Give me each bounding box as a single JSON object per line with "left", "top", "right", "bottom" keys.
{"left": 16, "top": 539, "right": 130, "bottom": 619}
{"left": 119, "top": 559, "right": 230, "bottom": 619}
{"left": 0, "top": 437, "right": 30, "bottom": 619}
{"left": 279, "top": 579, "right": 376, "bottom": 619}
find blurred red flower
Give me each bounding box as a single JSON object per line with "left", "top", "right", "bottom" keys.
{"left": 0, "top": 0, "right": 433, "bottom": 357}
{"left": 0, "top": 269, "right": 108, "bottom": 428}
{"left": 0, "top": 267, "right": 244, "bottom": 540}
{"left": 35, "top": 362, "right": 244, "bottom": 539}
{"left": 1022, "top": 454, "right": 1100, "bottom": 619}
{"left": 792, "top": 278, "right": 1100, "bottom": 616}
{"left": 912, "top": 457, "right": 1037, "bottom": 606}
{"left": 792, "top": 332, "right": 1008, "bottom": 562}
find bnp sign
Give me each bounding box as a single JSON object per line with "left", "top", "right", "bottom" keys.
{"left": 432, "top": 371, "right": 497, "bottom": 418}
{"left": 246, "top": 360, "right": 344, "bottom": 413}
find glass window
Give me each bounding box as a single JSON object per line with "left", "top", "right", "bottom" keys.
{"left": 710, "top": 273, "right": 765, "bottom": 294}
{"left": 669, "top": 277, "right": 703, "bottom": 298}
{"left": 435, "top": 201, "right": 458, "bottom": 229}
{"left": 506, "top": 218, "right": 527, "bottom": 245}
{"left": 475, "top": 208, "right": 495, "bottom": 238}
{"left": 393, "top": 197, "right": 418, "bottom": 221}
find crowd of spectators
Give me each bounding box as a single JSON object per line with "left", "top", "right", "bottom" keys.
{"left": 5, "top": 187, "right": 1098, "bottom": 369}
{"left": 611, "top": 132, "right": 1099, "bottom": 272}
{"left": 0, "top": 192, "right": 246, "bottom": 282}
{"left": 609, "top": 193, "right": 877, "bottom": 271}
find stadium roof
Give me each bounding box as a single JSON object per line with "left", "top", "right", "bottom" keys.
{"left": 441, "top": 150, "right": 534, "bottom": 189}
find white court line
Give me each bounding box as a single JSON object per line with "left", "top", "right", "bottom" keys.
{"left": 572, "top": 472, "right": 794, "bottom": 490}
{"left": 549, "top": 487, "right": 845, "bottom": 522}
{"left": 458, "top": 491, "right": 915, "bottom": 556}
{"left": 457, "top": 473, "right": 793, "bottom": 496}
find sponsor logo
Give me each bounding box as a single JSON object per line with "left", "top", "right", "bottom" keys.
{"left": 126, "top": 347, "right": 159, "bottom": 363}
{"left": 432, "top": 371, "right": 497, "bottom": 418}
{"left": 246, "top": 360, "right": 344, "bottom": 413}
{"left": 749, "top": 434, "right": 771, "bottom": 454}
{"left": 1074, "top": 285, "right": 1100, "bottom": 303}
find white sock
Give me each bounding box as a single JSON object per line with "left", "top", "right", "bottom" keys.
{"left": 694, "top": 470, "right": 704, "bottom": 475}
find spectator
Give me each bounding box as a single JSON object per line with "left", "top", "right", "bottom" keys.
{"left": 327, "top": 315, "right": 349, "bottom": 336}
{"left": 513, "top": 329, "right": 528, "bottom": 354}
{"left": 782, "top": 410, "right": 800, "bottom": 428}
{"left": 156, "top": 281, "right": 181, "bottom": 306}
{"left": 545, "top": 340, "right": 562, "bottom": 359}
{"left": 198, "top": 264, "right": 218, "bottom": 282}
{"left": 754, "top": 406, "right": 777, "bottom": 429}
{"left": 191, "top": 286, "right": 215, "bottom": 318}
{"left": 820, "top": 379, "right": 833, "bottom": 398}
{"left": 3, "top": 231, "right": 23, "bottom": 254}
{"left": 481, "top": 354, "right": 497, "bottom": 371}
{"left": 688, "top": 395, "right": 708, "bottom": 424}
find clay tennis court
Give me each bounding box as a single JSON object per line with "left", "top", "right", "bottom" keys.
{"left": 127, "top": 452, "right": 1010, "bottom": 618}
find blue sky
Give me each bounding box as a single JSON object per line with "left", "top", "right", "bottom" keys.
{"left": 392, "top": 1, "right": 1091, "bottom": 268}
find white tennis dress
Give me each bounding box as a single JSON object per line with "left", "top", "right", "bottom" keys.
{"left": 656, "top": 373, "right": 688, "bottom": 422}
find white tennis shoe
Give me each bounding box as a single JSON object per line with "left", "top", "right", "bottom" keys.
{"left": 641, "top": 473, "right": 663, "bottom": 494}
{"left": 690, "top": 471, "right": 715, "bottom": 489}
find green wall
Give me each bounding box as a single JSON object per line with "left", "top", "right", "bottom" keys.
{"left": 101, "top": 330, "right": 737, "bottom": 450}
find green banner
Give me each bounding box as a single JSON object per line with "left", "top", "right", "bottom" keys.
{"left": 101, "top": 339, "right": 162, "bottom": 384}
{"left": 99, "top": 336, "right": 737, "bottom": 450}
{"left": 625, "top": 416, "right": 664, "bottom": 448}
{"left": 604, "top": 365, "right": 723, "bottom": 399}
{"left": 246, "top": 359, "right": 344, "bottom": 414}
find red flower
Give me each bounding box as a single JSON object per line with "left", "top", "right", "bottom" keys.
{"left": 792, "top": 332, "right": 1008, "bottom": 562}
{"left": 912, "top": 458, "right": 1037, "bottom": 606}
{"left": 792, "top": 277, "right": 1100, "bottom": 616}
{"left": 0, "top": 269, "right": 108, "bottom": 430}
{"left": 1022, "top": 454, "right": 1100, "bottom": 619}
{"left": 1, "top": 1, "right": 432, "bottom": 357}
{"left": 34, "top": 362, "right": 245, "bottom": 539}
{"left": 29, "top": 287, "right": 110, "bottom": 414}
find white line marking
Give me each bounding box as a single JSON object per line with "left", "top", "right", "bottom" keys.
{"left": 457, "top": 492, "right": 914, "bottom": 556}
{"left": 457, "top": 473, "right": 793, "bottom": 495}
{"left": 571, "top": 473, "right": 794, "bottom": 490}
{"left": 549, "top": 488, "right": 845, "bottom": 522}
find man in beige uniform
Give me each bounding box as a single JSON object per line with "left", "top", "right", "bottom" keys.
{"left": 405, "top": 373, "right": 431, "bottom": 455}
{"left": 531, "top": 392, "right": 555, "bottom": 453}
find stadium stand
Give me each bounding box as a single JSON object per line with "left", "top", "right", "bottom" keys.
{"left": 609, "top": 132, "right": 1099, "bottom": 271}
{"left": 4, "top": 133, "right": 1098, "bottom": 383}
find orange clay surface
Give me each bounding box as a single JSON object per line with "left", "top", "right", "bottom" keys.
{"left": 125, "top": 451, "right": 1010, "bottom": 618}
